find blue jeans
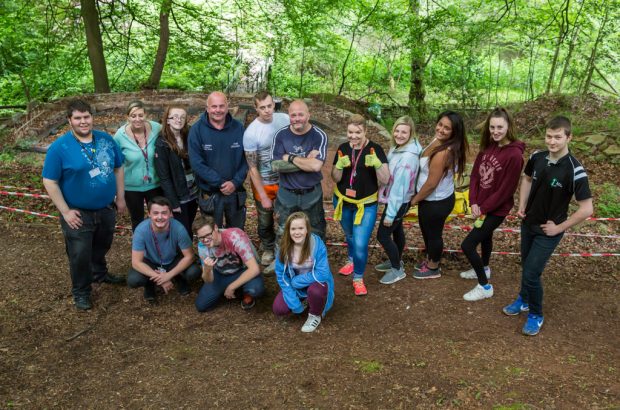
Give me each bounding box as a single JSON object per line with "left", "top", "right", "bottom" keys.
{"left": 274, "top": 184, "right": 326, "bottom": 243}
{"left": 519, "top": 222, "right": 563, "bottom": 316}
{"left": 60, "top": 205, "right": 116, "bottom": 299}
{"left": 195, "top": 268, "right": 265, "bottom": 312}
{"left": 333, "top": 198, "right": 378, "bottom": 279}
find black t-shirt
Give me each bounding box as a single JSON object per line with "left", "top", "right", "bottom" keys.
{"left": 333, "top": 140, "right": 388, "bottom": 201}
{"left": 524, "top": 150, "right": 591, "bottom": 232}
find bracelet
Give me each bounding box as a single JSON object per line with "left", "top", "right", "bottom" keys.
{"left": 288, "top": 154, "right": 297, "bottom": 164}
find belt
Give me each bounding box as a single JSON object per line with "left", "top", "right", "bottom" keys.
{"left": 283, "top": 186, "right": 315, "bottom": 195}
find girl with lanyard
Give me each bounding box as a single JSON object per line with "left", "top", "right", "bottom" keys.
{"left": 460, "top": 108, "right": 524, "bottom": 301}
{"left": 410, "top": 111, "right": 468, "bottom": 279}
{"left": 114, "top": 100, "right": 163, "bottom": 230}
{"left": 331, "top": 114, "right": 389, "bottom": 296}
{"left": 154, "top": 106, "right": 199, "bottom": 237}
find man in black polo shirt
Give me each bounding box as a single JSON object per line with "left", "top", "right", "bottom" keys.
{"left": 502, "top": 116, "right": 593, "bottom": 336}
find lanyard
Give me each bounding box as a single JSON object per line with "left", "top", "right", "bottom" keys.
{"left": 348, "top": 141, "right": 367, "bottom": 187}
{"left": 150, "top": 225, "right": 169, "bottom": 268}
{"left": 73, "top": 133, "right": 97, "bottom": 169}
{"left": 133, "top": 132, "right": 151, "bottom": 179}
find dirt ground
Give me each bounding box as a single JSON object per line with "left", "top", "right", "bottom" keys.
{"left": 1, "top": 93, "right": 619, "bottom": 408}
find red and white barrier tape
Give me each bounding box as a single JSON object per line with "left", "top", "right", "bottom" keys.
{"left": 0, "top": 205, "right": 132, "bottom": 230}
{"left": 0, "top": 185, "right": 45, "bottom": 193}
{"left": 0, "top": 190, "right": 50, "bottom": 199}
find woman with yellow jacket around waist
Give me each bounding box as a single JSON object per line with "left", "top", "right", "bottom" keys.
{"left": 331, "top": 114, "right": 389, "bottom": 296}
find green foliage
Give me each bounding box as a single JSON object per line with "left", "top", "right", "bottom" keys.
{"left": 592, "top": 183, "right": 620, "bottom": 217}
{"left": 355, "top": 359, "right": 383, "bottom": 373}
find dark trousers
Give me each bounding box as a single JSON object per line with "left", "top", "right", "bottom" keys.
{"left": 195, "top": 268, "right": 265, "bottom": 312}
{"left": 274, "top": 184, "right": 326, "bottom": 244}
{"left": 377, "top": 203, "right": 410, "bottom": 269}
{"left": 418, "top": 194, "right": 455, "bottom": 263}
{"left": 201, "top": 192, "right": 246, "bottom": 230}
{"left": 518, "top": 222, "right": 563, "bottom": 316}
{"left": 125, "top": 187, "right": 163, "bottom": 231}
{"left": 174, "top": 199, "right": 198, "bottom": 238}
{"left": 255, "top": 198, "right": 276, "bottom": 251}
{"left": 60, "top": 206, "right": 116, "bottom": 299}
{"left": 460, "top": 214, "right": 505, "bottom": 285}
{"left": 127, "top": 256, "right": 201, "bottom": 293}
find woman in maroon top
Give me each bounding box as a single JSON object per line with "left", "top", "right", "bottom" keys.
{"left": 460, "top": 107, "right": 525, "bottom": 301}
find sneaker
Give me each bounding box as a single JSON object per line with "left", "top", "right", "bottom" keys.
{"left": 261, "top": 249, "right": 275, "bottom": 266}
{"left": 241, "top": 294, "right": 256, "bottom": 310}
{"left": 101, "top": 273, "right": 126, "bottom": 285}
{"left": 412, "top": 265, "right": 441, "bottom": 279}
{"left": 352, "top": 279, "right": 367, "bottom": 296}
{"left": 74, "top": 296, "right": 92, "bottom": 311}
{"left": 375, "top": 260, "right": 403, "bottom": 272}
{"left": 463, "top": 284, "right": 494, "bottom": 301}
{"left": 413, "top": 260, "right": 428, "bottom": 271}
{"left": 143, "top": 285, "right": 156, "bottom": 304}
{"left": 502, "top": 296, "right": 529, "bottom": 316}
{"left": 460, "top": 266, "right": 491, "bottom": 280}
{"left": 522, "top": 313, "right": 544, "bottom": 336}
{"left": 263, "top": 261, "right": 275, "bottom": 275}
{"left": 379, "top": 267, "right": 406, "bottom": 285}
{"left": 338, "top": 261, "right": 354, "bottom": 276}
{"left": 301, "top": 313, "right": 322, "bottom": 333}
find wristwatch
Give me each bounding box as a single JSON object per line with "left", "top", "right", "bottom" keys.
{"left": 288, "top": 154, "right": 297, "bottom": 164}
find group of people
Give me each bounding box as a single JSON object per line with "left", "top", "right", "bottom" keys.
{"left": 42, "top": 91, "right": 592, "bottom": 336}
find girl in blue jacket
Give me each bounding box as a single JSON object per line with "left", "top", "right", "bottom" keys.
{"left": 273, "top": 212, "right": 335, "bottom": 333}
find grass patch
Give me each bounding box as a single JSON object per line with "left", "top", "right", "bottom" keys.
{"left": 355, "top": 359, "right": 383, "bottom": 373}
{"left": 592, "top": 183, "right": 620, "bottom": 217}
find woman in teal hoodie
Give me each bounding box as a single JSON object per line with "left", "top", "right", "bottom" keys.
{"left": 376, "top": 116, "right": 422, "bottom": 285}
{"left": 273, "top": 212, "right": 335, "bottom": 333}
{"left": 114, "top": 101, "right": 162, "bottom": 230}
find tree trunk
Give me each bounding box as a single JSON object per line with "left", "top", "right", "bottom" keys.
{"left": 144, "top": 0, "right": 172, "bottom": 90}
{"left": 407, "top": 0, "right": 426, "bottom": 121}
{"left": 582, "top": 1, "right": 609, "bottom": 95}
{"left": 299, "top": 43, "right": 306, "bottom": 98}
{"left": 546, "top": 0, "right": 570, "bottom": 94}
{"left": 80, "top": 0, "right": 110, "bottom": 93}
{"left": 557, "top": 0, "right": 585, "bottom": 93}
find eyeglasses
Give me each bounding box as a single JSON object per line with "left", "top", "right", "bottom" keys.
{"left": 197, "top": 231, "right": 213, "bottom": 242}
{"left": 168, "top": 115, "right": 187, "bottom": 122}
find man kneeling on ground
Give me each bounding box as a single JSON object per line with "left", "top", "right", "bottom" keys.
{"left": 193, "top": 215, "right": 264, "bottom": 311}
{"left": 128, "top": 196, "right": 201, "bottom": 303}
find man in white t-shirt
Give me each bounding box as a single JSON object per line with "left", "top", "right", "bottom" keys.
{"left": 243, "top": 91, "right": 290, "bottom": 271}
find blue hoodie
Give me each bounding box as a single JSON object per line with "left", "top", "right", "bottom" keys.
{"left": 378, "top": 138, "right": 422, "bottom": 223}
{"left": 188, "top": 112, "right": 248, "bottom": 193}
{"left": 274, "top": 233, "right": 335, "bottom": 317}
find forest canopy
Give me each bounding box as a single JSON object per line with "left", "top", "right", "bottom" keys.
{"left": 0, "top": 0, "right": 618, "bottom": 118}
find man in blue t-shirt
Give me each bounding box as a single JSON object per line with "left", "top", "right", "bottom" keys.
{"left": 42, "top": 99, "right": 127, "bottom": 311}
{"left": 128, "top": 196, "right": 200, "bottom": 303}
{"left": 270, "top": 100, "right": 328, "bottom": 243}
{"left": 188, "top": 91, "right": 248, "bottom": 230}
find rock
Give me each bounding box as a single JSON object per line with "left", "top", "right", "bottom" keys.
{"left": 378, "top": 129, "right": 391, "bottom": 141}
{"left": 585, "top": 134, "right": 607, "bottom": 146}
{"left": 603, "top": 145, "right": 620, "bottom": 156}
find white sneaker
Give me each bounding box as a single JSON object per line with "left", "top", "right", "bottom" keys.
{"left": 460, "top": 266, "right": 491, "bottom": 280}
{"left": 463, "top": 284, "right": 494, "bottom": 301}
{"left": 301, "top": 313, "right": 321, "bottom": 333}
{"left": 261, "top": 249, "right": 275, "bottom": 265}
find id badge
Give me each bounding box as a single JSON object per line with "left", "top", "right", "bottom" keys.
{"left": 89, "top": 167, "right": 101, "bottom": 178}
{"left": 156, "top": 266, "right": 166, "bottom": 273}
{"left": 345, "top": 188, "right": 356, "bottom": 197}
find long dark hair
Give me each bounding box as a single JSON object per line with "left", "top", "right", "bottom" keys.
{"left": 480, "top": 107, "right": 516, "bottom": 151}
{"left": 161, "top": 106, "right": 190, "bottom": 158}
{"left": 430, "top": 110, "right": 468, "bottom": 177}
{"left": 278, "top": 212, "right": 312, "bottom": 266}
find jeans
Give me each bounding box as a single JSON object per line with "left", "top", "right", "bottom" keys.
{"left": 418, "top": 194, "right": 455, "bottom": 263}
{"left": 272, "top": 282, "right": 328, "bottom": 317}
{"left": 127, "top": 256, "right": 201, "bottom": 293}
{"left": 274, "top": 184, "right": 326, "bottom": 243}
{"left": 195, "top": 268, "right": 265, "bottom": 312}
{"left": 377, "top": 203, "right": 410, "bottom": 269}
{"left": 125, "top": 187, "right": 163, "bottom": 231}
{"left": 332, "top": 198, "right": 377, "bottom": 279}
{"left": 518, "top": 222, "right": 563, "bottom": 316}
{"left": 255, "top": 198, "right": 276, "bottom": 252}
{"left": 460, "top": 214, "right": 505, "bottom": 285}
{"left": 203, "top": 192, "right": 246, "bottom": 230}
{"left": 174, "top": 199, "right": 198, "bottom": 238}
{"left": 60, "top": 205, "right": 116, "bottom": 299}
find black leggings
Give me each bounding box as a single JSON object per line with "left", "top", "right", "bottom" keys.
{"left": 377, "top": 203, "right": 410, "bottom": 269}
{"left": 418, "top": 194, "right": 455, "bottom": 264}
{"left": 460, "top": 214, "right": 505, "bottom": 285}
{"left": 125, "top": 187, "right": 163, "bottom": 231}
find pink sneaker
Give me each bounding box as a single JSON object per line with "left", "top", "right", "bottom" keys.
{"left": 352, "top": 279, "right": 367, "bottom": 296}
{"left": 338, "top": 261, "right": 354, "bottom": 276}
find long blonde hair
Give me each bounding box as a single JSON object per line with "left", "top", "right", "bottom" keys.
{"left": 390, "top": 116, "right": 416, "bottom": 147}
{"left": 278, "top": 212, "right": 312, "bottom": 265}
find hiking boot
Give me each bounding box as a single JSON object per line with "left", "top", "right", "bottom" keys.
{"left": 100, "top": 273, "right": 126, "bottom": 285}
{"left": 522, "top": 313, "right": 544, "bottom": 336}
{"left": 143, "top": 285, "right": 156, "bottom": 304}
{"left": 74, "top": 296, "right": 92, "bottom": 311}
{"left": 502, "top": 295, "right": 529, "bottom": 316}
{"left": 463, "top": 284, "right": 494, "bottom": 301}
{"left": 352, "top": 279, "right": 367, "bottom": 296}
{"left": 241, "top": 294, "right": 256, "bottom": 310}
{"left": 338, "top": 261, "right": 354, "bottom": 276}
{"left": 263, "top": 261, "right": 276, "bottom": 275}
{"left": 379, "top": 267, "right": 406, "bottom": 285}
{"left": 375, "top": 260, "right": 403, "bottom": 272}
{"left": 301, "top": 313, "right": 322, "bottom": 333}
{"left": 460, "top": 266, "right": 491, "bottom": 280}
{"left": 261, "top": 249, "right": 275, "bottom": 266}
{"left": 413, "top": 260, "right": 428, "bottom": 271}
{"left": 412, "top": 265, "right": 441, "bottom": 279}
